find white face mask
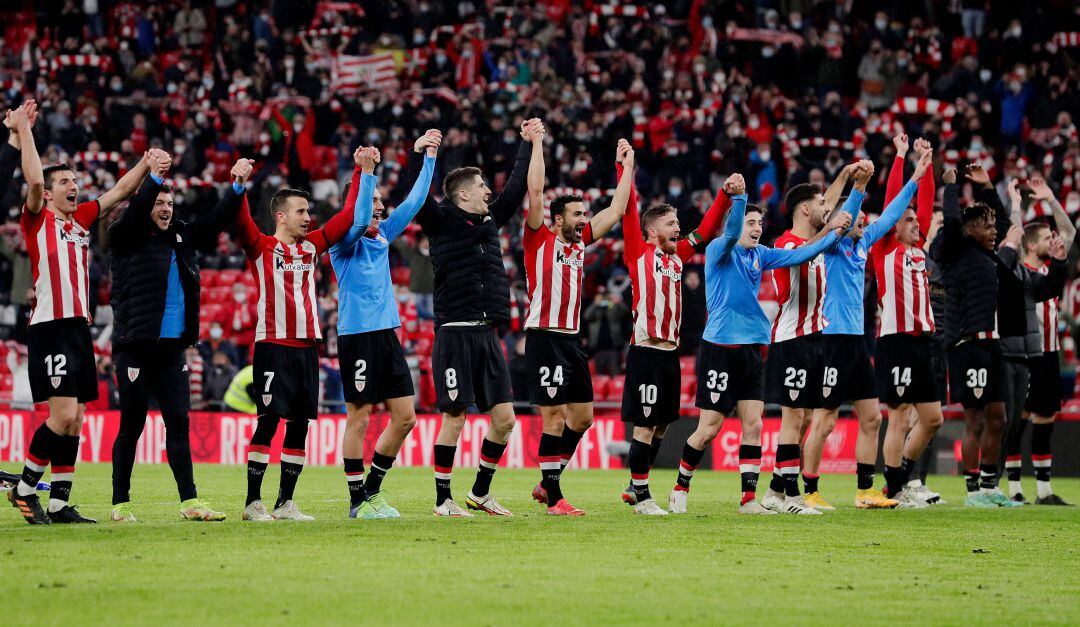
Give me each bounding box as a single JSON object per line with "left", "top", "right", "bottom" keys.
{"left": 210, "top": 327, "right": 223, "bottom": 340}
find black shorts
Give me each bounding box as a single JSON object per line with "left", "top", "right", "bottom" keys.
{"left": 819, "top": 334, "right": 877, "bottom": 408}
{"left": 695, "top": 341, "right": 763, "bottom": 416}
{"left": 339, "top": 329, "right": 414, "bottom": 406}
{"left": 621, "top": 345, "right": 681, "bottom": 426}
{"left": 1025, "top": 351, "right": 1062, "bottom": 416}
{"left": 524, "top": 329, "right": 593, "bottom": 406}
{"left": 115, "top": 341, "right": 190, "bottom": 414}
{"left": 252, "top": 342, "right": 320, "bottom": 420}
{"left": 947, "top": 339, "right": 1005, "bottom": 409}
{"left": 874, "top": 334, "right": 942, "bottom": 406}
{"left": 931, "top": 341, "right": 949, "bottom": 405}
{"left": 27, "top": 318, "right": 98, "bottom": 403}
{"left": 432, "top": 325, "right": 513, "bottom": 412}
{"left": 764, "top": 334, "right": 824, "bottom": 408}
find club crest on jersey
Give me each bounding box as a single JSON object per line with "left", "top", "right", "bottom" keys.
{"left": 896, "top": 385, "right": 906, "bottom": 396}
{"left": 262, "top": 394, "right": 272, "bottom": 406}
{"left": 546, "top": 387, "right": 557, "bottom": 398}
{"left": 789, "top": 389, "right": 799, "bottom": 401}
{"left": 275, "top": 257, "right": 313, "bottom": 272}
{"left": 176, "top": 234, "right": 183, "bottom": 243}
{"left": 710, "top": 392, "right": 720, "bottom": 404}
{"left": 555, "top": 249, "right": 583, "bottom": 268}
{"left": 127, "top": 367, "right": 140, "bottom": 382}
{"left": 973, "top": 387, "right": 984, "bottom": 399}
{"left": 857, "top": 248, "right": 867, "bottom": 260}
{"left": 642, "top": 406, "right": 652, "bottom": 418}
{"left": 448, "top": 389, "right": 458, "bottom": 401}
{"left": 50, "top": 376, "right": 61, "bottom": 389}
{"left": 822, "top": 386, "right": 832, "bottom": 398}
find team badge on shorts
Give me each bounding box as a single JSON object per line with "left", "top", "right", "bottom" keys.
{"left": 789, "top": 389, "right": 799, "bottom": 401}
{"left": 262, "top": 394, "right": 272, "bottom": 406}
{"left": 642, "top": 406, "right": 652, "bottom": 418}
{"left": 822, "top": 386, "right": 832, "bottom": 398}
{"left": 50, "top": 376, "right": 61, "bottom": 389}
{"left": 128, "top": 367, "right": 140, "bottom": 382}
{"left": 356, "top": 380, "right": 366, "bottom": 393}
{"left": 973, "top": 387, "right": 983, "bottom": 399}
{"left": 448, "top": 389, "right": 458, "bottom": 401}
{"left": 896, "top": 385, "right": 906, "bottom": 396}
{"left": 710, "top": 392, "right": 720, "bottom": 404}
{"left": 547, "top": 386, "right": 557, "bottom": 398}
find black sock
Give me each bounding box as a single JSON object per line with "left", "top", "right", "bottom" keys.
{"left": 629, "top": 438, "right": 652, "bottom": 502}
{"left": 856, "top": 463, "right": 875, "bottom": 491}
{"left": 775, "top": 443, "right": 801, "bottom": 497}
{"left": 246, "top": 415, "right": 279, "bottom": 506}
{"left": 979, "top": 463, "right": 997, "bottom": 491}
{"left": 899, "top": 457, "right": 917, "bottom": 484}
{"left": 539, "top": 433, "right": 563, "bottom": 505}
{"left": 884, "top": 465, "right": 903, "bottom": 498}
{"left": 769, "top": 469, "right": 784, "bottom": 494}
{"left": 649, "top": 437, "right": 664, "bottom": 466}
{"left": 276, "top": 420, "right": 308, "bottom": 509}
{"left": 365, "top": 452, "right": 395, "bottom": 496}
{"left": 344, "top": 457, "right": 366, "bottom": 507}
{"left": 558, "top": 425, "right": 586, "bottom": 477}
{"left": 675, "top": 442, "right": 705, "bottom": 491}
{"left": 49, "top": 435, "right": 80, "bottom": 510}
{"left": 1031, "top": 422, "right": 1053, "bottom": 486}
{"left": 803, "top": 472, "right": 819, "bottom": 494}
{"left": 739, "top": 444, "right": 761, "bottom": 504}
{"left": 964, "top": 469, "right": 980, "bottom": 494}
{"left": 18, "top": 423, "right": 59, "bottom": 496}
{"left": 471, "top": 438, "right": 506, "bottom": 498}
{"left": 1005, "top": 419, "right": 1027, "bottom": 484}
{"left": 434, "top": 444, "right": 456, "bottom": 506}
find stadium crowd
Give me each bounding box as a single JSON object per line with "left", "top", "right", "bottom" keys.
{"left": 0, "top": 0, "right": 1078, "bottom": 415}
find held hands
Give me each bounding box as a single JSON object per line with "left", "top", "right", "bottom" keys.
{"left": 1028, "top": 175, "right": 1054, "bottom": 201}
{"left": 852, "top": 159, "right": 874, "bottom": 188}
{"left": 911, "top": 148, "right": 932, "bottom": 181}
{"left": 1007, "top": 178, "right": 1022, "bottom": 208}
{"left": 3, "top": 100, "right": 38, "bottom": 132}
{"left": 616, "top": 138, "right": 634, "bottom": 169}
{"left": 893, "top": 132, "right": 909, "bottom": 158}
{"left": 356, "top": 146, "right": 380, "bottom": 174}
{"left": 520, "top": 118, "right": 545, "bottom": 143}
{"left": 723, "top": 173, "right": 746, "bottom": 196}
{"left": 413, "top": 129, "right": 443, "bottom": 156}
{"left": 942, "top": 168, "right": 957, "bottom": 185}
{"left": 146, "top": 148, "right": 172, "bottom": 179}
{"left": 965, "top": 162, "right": 991, "bottom": 187}
{"left": 231, "top": 158, "right": 255, "bottom": 185}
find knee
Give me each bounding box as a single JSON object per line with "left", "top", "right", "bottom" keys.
{"left": 697, "top": 422, "right": 722, "bottom": 442}
{"left": 743, "top": 417, "right": 763, "bottom": 441}
{"left": 345, "top": 414, "right": 370, "bottom": 436}
{"left": 860, "top": 411, "right": 882, "bottom": 433}
{"left": 395, "top": 410, "right": 417, "bottom": 434}
{"left": 925, "top": 410, "right": 944, "bottom": 430}
{"left": 492, "top": 411, "right": 517, "bottom": 435}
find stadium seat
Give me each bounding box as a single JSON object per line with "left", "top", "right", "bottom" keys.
{"left": 606, "top": 375, "right": 625, "bottom": 401}
{"left": 391, "top": 267, "right": 411, "bottom": 286}
{"left": 216, "top": 269, "right": 242, "bottom": 286}
{"left": 679, "top": 355, "right": 695, "bottom": 374}
{"left": 592, "top": 374, "right": 611, "bottom": 400}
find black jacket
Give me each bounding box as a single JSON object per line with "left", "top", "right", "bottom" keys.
{"left": 414, "top": 141, "right": 531, "bottom": 327}
{"left": 997, "top": 244, "right": 1070, "bottom": 359}
{"left": 108, "top": 178, "right": 243, "bottom": 350}
{"left": 930, "top": 183, "right": 1012, "bottom": 348}
{"left": 0, "top": 142, "right": 19, "bottom": 191}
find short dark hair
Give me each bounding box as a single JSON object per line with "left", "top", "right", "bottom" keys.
{"left": 443, "top": 166, "right": 482, "bottom": 199}
{"left": 1022, "top": 222, "right": 1051, "bottom": 251}
{"left": 784, "top": 183, "right": 819, "bottom": 215}
{"left": 156, "top": 184, "right": 174, "bottom": 196}
{"left": 270, "top": 188, "right": 310, "bottom": 215}
{"left": 745, "top": 203, "right": 764, "bottom": 216}
{"left": 550, "top": 194, "right": 583, "bottom": 223}
{"left": 42, "top": 164, "right": 75, "bottom": 189}
{"left": 640, "top": 203, "right": 675, "bottom": 233}
{"left": 961, "top": 202, "right": 994, "bottom": 225}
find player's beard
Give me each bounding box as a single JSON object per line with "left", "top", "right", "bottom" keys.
{"left": 561, "top": 223, "right": 582, "bottom": 243}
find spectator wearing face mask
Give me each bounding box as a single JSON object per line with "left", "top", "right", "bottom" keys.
{"left": 202, "top": 350, "right": 238, "bottom": 408}
{"left": 220, "top": 282, "right": 257, "bottom": 364}
{"left": 393, "top": 233, "right": 435, "bottom": 320}
{"left": 86, "top": 355, "right": 120, "bottom": 411}
{"left": 199, "top": 321, "right": 239, "bottom": 366}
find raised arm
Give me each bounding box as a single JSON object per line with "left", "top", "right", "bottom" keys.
{"left": 966, "top": 162, "right": 1009, "bottom": 246}
{"left": 5, "top": 104, "right": 43, "bottom": 213}
{"left": 910, "top": 138, "right": 935, "bottom": 236}
{"left": 334, "top": 146, "right": 379, "bottom": 252}
{"left": 618, "top": 159, "right": 643, "bottom": 265}
{"left": 885, "top": 133, "right": 908, "bottom": 206}
{"left": 96, "top": 153, "right": 152, "bottom": 216}
{"left": 192, "top": 158, "right": 253, "bottom": 249}
{"left": 676, "top": 173, "right": 737, "bottom": 261}
{"left": 490, "top": 118, "right": 543, "bottom": 227}
{"left": 1030, "top": 175, "right": 1076, "bottom": 249}
{"left": 384, "top": 150, "right": 438, "bottom": 242}
{"left": 865, "top": 150, "right": 930, "bottom": 246}
{"left": 931, "top": 169, "right": 962, "bottom": 262}
{"left": 524, "top": 121, "right": 546, "bottom": 231}
{"left": 715, "top": 192, "right": 747, "bottom": 259}
{"left": 822, "top": 161, "right": 856, "bottom": 215}
{"left": 762, "top": 230, "right": 841, "bottom": 270}
{"left": 590, "top": 140, "right": 635, "bottom": 239}
{"left": 409, "top": 131, "right": 446, "bottom": 237}
{"left": 308, "top": 163, "right": 362, "bottom": 253}
{"left": 107, "top": 150, "right": 171, "bottom": 245}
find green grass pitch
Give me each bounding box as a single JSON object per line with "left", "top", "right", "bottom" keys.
{"left": 2, "top": 463, "right": 1079, "bottom": 626}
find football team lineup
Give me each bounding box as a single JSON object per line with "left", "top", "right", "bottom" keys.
{"left": 3, "top": 102, "right": 1072, "bottom": 525}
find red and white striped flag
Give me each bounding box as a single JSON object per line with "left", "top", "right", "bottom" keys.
{"left": 331, "top": 53, "right": 397, "bottom": 95}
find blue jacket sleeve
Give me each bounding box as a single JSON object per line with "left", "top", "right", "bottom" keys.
{"left": 715, "top": 193, "right": 746, "bottom": 258}
{"left": 382, "top": 155, "right": 436, "bottom": 242}
{"left": 863, "top": 180, "right": 917, "bottom": 246}
{"left": 332, "top": 172, "right": 378, "bottom": 253}
{"left": 762, "top": 232, "right": 840, "bottom": 270}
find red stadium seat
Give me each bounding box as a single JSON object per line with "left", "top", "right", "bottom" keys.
{"left": 679, "top": 355, "right": 695, "bottom": 374}
{"left": 606, "top": 375, "right": 625, "bottom": 401}
{"left": 216, "top": 269, "right": 242, "bottom": 286}
{"left": 592, "top": 374, "right": 611, "bottom": 400}
{"left": 680, "top": 377, "right": 696, "bottom": 396}
{"left": 391, "top": 267, "right": 411, "bottom": 286}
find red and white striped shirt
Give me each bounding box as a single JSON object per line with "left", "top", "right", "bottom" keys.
{"left": 234, "top": 170, "right": 359, "bottom": 344}
{"left": 523, "top": 223, "right": 594, "bottom": 332}
{"left": 627, "top": 241, "right": 685, "bottom": 345}
{"left": 872, "top": 240, "right": 935, "bottom": 337}
{"left": 20, "top": 201, "right": 98, "bottom": 326}
{"left": 1028, "top": 263, "right": 1060, "bottom": 353}
{"left": 770, "top": 231, "right": 827, "bottom": 342}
